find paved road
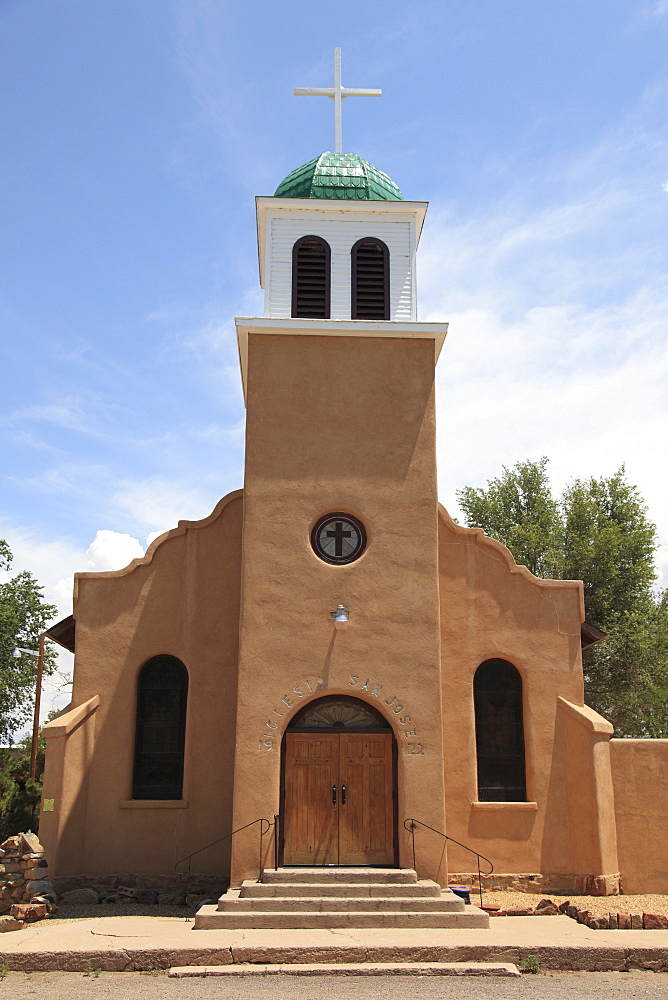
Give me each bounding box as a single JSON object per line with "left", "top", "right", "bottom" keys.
{"left": 3, "top": 972, "right": 668, "bottom": 999}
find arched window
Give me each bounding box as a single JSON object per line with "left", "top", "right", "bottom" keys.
{"left": 474, "top": 659, "right": 526, "bottom": 802}
{"left": 291, "top": 236, "right": 331, "bottom": 319}
{"left": 288, "top": 695, "right": 391, "bottom": 731}
{"left": 351, "top": 238, "right": 389, "bottom": 320}
{"left": 133, "top": 655, "right": 188, "bottom": 800}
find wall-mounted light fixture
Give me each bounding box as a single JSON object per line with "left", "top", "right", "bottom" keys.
{"left": 330, "top": 604, "right": 349, "bottom": 630}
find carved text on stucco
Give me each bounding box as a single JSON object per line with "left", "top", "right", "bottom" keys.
{"left": 256, "top": 674, "right": 424, "bottom": 754}
{"left": 258, "top": 676, "right": 327, "bottom": 750}
{"left": 348, "top": 675, "right": 424, "bottom": 755}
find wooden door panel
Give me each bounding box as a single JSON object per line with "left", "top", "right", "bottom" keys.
{"left": 283, "top": 734, "right": 338, "bottom": 865}
{"left": 338, "top": 733, "right": 394, "bottom": 865}
{"left": 368, "top": 759, "right": 389, "bottom": 853}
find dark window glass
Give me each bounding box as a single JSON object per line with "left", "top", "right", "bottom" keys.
{"left": 292, "top": 236, "right": 331, "bottom": 318}
{"left": 474, "top": 659, "right": 526, "bottom": 802}
{"left": 351, "top": 238, "right": 389, "bottom": 320}
{"left": 133, "top": 655, "right": 188, "bottom": 800}
{"left": 311, "top": 512, "right": 367, "bottom": 565}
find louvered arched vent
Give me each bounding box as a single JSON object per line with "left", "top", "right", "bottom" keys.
{"left": 291, "top": 236, "right": 331, "bottom": 319}
{"left": 351, "top": 238, "right": 390, "bottom": 320}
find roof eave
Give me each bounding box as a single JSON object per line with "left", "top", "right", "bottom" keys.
{"left": 255, "top": 196, "right": 429, "bottom": 288}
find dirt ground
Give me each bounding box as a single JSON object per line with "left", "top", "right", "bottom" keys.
{"left": 479, "top": 890, "right": 668, "bottom": 917}
{"left": 2, "top": 971, "right": 668, "bottom": 1000}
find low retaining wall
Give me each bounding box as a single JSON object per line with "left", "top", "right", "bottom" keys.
{"left": 449, "top": 872, "right": 621, "bottom": 896}
{"left": 50, "top": 873, "right": 228, "bottom": 899}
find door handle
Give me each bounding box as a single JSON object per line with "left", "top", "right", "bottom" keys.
{"left": 332, "top": 784, "right": 337, "bottom": 806}
{"left": 341, "top": 784, "right": 346, "bottom": 805}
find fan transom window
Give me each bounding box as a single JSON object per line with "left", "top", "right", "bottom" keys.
{"left": 289, "top": 696, "right": 390, "bottom": 730}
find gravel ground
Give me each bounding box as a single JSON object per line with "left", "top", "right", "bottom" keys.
{"left": 480, "top": 890, "right": 668, "bottom": 917}
{"left": 2, "top": 971, "right": 668, "bottom": 999}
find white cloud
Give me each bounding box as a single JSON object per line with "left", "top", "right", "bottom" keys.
{"left": 85, "top": 530, "right": 145, "bottom": 572}
{"left": 424, "top": 288, "right": 668, "bottom": 595}
{"left": 111, "top": 476, "right": 216, "bottom": 533}
{"left": 3, "top": 397, "right": 88, "bottom": 433}
{"left": 418, "top": 108, "right": 668, "bottom": 591}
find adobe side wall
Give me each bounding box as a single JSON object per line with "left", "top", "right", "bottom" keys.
{"left": 39, "top": 491, "right": 243, "bottom": 879}
{"left": 611, "top": 738, "right": 668, "bottom": 893}
{"left": 439, "top": 508, "right": 619, "bottom": 886}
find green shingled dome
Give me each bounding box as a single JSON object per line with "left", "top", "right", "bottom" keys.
{"left": 275, "top": 152, "right": 404, "bottom": 201}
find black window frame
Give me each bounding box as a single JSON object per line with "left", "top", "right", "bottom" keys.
{"left": 351, "top": 237, "right": 390, "bottom": 321}
{"left": 291, "top": 235, "right": 331, "bottom": 319}
{"left": 474, "top": 658, "right": 527, "bottom": 802}
{"left": 132, "top": 654, "right": 188, "bottom": 800}
{"left": 310, "top": 511, "right": 367, "bottom": 565}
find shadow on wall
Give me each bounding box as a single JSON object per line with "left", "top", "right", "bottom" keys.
{"left": 539, "top": 706, "right": 577, "bottom": 875}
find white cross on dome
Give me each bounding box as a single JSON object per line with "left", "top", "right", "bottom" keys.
{"left": 294, "top": 48, "right": 382, "bottom": 153}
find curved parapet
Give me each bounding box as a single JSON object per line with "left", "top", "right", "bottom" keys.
{"left": 72, "top": 489, "right": 243, "bottom": 604}
{"left": 437, "top": 502, "right": 585, "bottom": 621}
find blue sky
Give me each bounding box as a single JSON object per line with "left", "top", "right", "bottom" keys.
{"left": 1, "top": 0, "right": 667, "bottom": 711}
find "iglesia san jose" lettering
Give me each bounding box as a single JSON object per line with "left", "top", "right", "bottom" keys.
{"left": 258, "top": 675, "right": 424, "bottom": 755}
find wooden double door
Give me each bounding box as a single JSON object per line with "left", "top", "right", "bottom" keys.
{"left": 282, "top": 732, "right": 395, "bottom": 866}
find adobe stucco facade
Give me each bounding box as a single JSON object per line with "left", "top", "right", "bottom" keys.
{"left": 39, "top": 153, "right": 668, "bottom": 895}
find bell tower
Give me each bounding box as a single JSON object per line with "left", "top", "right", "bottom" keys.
{"left": 230, "top": 55, "right": 449, "bottom": 885}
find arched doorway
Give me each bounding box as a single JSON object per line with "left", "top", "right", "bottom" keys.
{"left": 280, "top": 696, "right": 397, "bottom": 866}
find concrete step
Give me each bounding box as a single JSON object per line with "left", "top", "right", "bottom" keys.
{"left": 240, "top": 879, "right": 442, "bottom": 898}
{"left": 261, "top": 867, "right": 418, "bottom": 885}
{"left": 217, "top": 893, "right": 465, "bottom": 913}
{"left": 194, "top": 905, "right": 490, "bottom": 930}
{"left": 170, "top": 962, "right": 520, "bottom": 977}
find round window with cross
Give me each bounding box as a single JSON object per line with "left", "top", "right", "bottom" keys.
{"left": 311, "top": 512, "right": 366, "bottom": 565}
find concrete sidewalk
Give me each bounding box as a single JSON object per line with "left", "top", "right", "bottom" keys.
{"left": 0, "top": 913, "right": 666, "bottom": 972}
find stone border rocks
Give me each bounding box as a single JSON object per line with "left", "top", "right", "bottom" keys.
{"left": 558, "top": 899, "right": 668, "bottom": 930}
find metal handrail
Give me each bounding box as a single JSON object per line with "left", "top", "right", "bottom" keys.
{"left": 174, "top": 817, "right": 276, "bottom": 884}
{"left": 403, "top": 817, "right": 493, "bottom": 909}
{"left": 274, "top": 813, "right": 280, "bottom": 871}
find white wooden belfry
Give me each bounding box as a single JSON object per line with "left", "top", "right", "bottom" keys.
{"left": 294, "top": 48, "right": 381, "bottom": 153}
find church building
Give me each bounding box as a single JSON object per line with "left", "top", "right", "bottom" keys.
{"left": 39, "top": 61, "right": 668, "bottom": 905}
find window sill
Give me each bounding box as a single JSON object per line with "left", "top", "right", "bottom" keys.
{"left": 120, "top": 799, "right": 189, "bottom": 809}
{"left": 471, "top": 801, "right": 538, "bottom": 811}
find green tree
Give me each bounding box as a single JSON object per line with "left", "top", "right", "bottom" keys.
{"left": 456, "top": 458, "right": 564, "bottom": 578}
{"left": 0, "top": 541, "right": 57, "bottom": 745}
{"left": 456, "top": 460, "right": 666, "bottom": 737}
{"left": 560, "top": 470, "right": 662, "bottom": 734}
{"left": 0, "top": 731, "right": 45, "bottom": 839}
{"left": 562, "top": 469, "right": 657, "bottom": 626}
